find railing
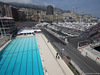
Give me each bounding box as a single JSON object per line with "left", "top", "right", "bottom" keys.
{"left": 63, "top": 56, "right": 85, "bottom": 75}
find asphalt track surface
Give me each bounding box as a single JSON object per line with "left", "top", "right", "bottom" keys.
{"left": 41, "top": 28, "right": 100, "bottom": 74}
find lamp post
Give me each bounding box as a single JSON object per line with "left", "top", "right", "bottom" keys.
{"left": 62, "top": 48, "right": 64, "bottom": 57}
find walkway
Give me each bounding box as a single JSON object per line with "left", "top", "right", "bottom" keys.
{"left": 36, "top": 33, "right": 74, "bottom": 75}
{"left": 0, "top": 36, "right": 9, "bottom": 48}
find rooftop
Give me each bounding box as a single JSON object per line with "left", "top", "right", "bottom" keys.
{"left": 17, "top": 28, "right": 41, "bottom": 34}
{"left": 0, "top": 17, "right": 13, "bottom": 20}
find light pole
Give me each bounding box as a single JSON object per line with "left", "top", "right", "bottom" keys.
{"left": 62, "top": 48, "right": 64, "bottom": 57}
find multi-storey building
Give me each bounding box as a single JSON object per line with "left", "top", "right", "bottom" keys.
{"left": 46, "top": 5, "right": 54, "bottom": 15}
{"left": 0, "top": 17, "right": 17, "bottom": 36}
{"left": 18, "top": 10, "right": 26, "bottom": 21}
{"left": 0, "top": 5, "right": 19, "bottom": 21}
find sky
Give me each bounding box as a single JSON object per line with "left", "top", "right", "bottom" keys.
{"left": 0, "top": 0, "right": 100, "bottom": 18}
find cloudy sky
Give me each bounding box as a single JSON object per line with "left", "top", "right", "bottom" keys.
{"left": 0, "top": 0, "right": 100, "bottom": 18}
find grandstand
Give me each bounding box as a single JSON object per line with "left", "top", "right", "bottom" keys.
{"left": 15, "top": 22, "right": 37, "bottom": 30}
{"left": 69, "top": 23, "right": 100, "bottom": 48}
{"left": 77, "top": 23, "right": 100, "bottom": 64}
{"left": 56, "top": 26, "right": 82, "bottom": 36}
{"left": 81, "top": 23, "right": 100, "bottom": 42}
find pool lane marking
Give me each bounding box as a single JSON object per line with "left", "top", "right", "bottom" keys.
{"left": 3, "top": 49, "right": 37, "bottom": 55}
{"left": 27, "top": 36, "right": 33, "bottom": 75}
{"left": 4, "top": 38, "right": 22, "bottom": 75}
{"left": 35, "top": 37, "right": 41, "bottom": 75}
{"left": 32, "top": 37, "right": 34, "bottom": 75}
{"left": 0, "top": 39, "right": 18, "bottom": 70}
{"left": 11, "top": 37, "right": 25, "bottom": 75}
{"left": 25, "top": 37, "right": 30, "bottom": 75}
{"left": 18, "top": 37, "right": 28, "bottom": 75}
{"left": 5, "top": 38, "right": 23, "bottom": 75}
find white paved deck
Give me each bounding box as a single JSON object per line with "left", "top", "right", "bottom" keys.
{"left": 36, "top": 33, "right": 74, "bottom": 75}
{"left": 0, "top": 40, "right": 11, "bottom": 51}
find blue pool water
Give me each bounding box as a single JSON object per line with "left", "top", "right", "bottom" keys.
{"left": 0, "top": 36, "right": 44, "bottom": 75}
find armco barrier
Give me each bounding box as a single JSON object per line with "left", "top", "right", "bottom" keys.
{"left": 63, "top": 56, "right": 85, "bottom": 75}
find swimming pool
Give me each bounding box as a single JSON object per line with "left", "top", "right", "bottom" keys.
{"left": 0, "top": 36, "right": 44, "bottom": 75}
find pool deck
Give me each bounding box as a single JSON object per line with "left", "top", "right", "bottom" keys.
{"left": 0, "top": 40, "right": 11, "bottom": 51}
{"left": 36, "top": 33, "right": 74, "bottom": 75}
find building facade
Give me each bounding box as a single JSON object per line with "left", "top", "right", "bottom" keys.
{"left": 0, "top": 17, "right": 17, "bottom": 36}
{"left": 46, "top": 5, "right": 54, "bottom": 15}
{"left": 0, "top": 5, "right": 19, "bottom": 21}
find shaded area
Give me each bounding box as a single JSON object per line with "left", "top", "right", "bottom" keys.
{"left": 94, "top": 46, "right": 100, "bottom": 52}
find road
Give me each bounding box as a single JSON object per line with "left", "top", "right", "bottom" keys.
{"left": 41, "top": 28, "right": 100, "bottom": 74}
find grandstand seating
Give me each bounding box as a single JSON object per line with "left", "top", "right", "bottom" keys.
{"left": 81, "top": 23, "right": 100, "bottom": 42}
{"left": 15, "top": 22, "right": 37, "bottom": 30}
{"left": 57, "top": 26, "right": 82, "bottom": 35}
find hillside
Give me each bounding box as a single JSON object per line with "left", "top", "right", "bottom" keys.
{"left": 0, "top": 1, "right": 65, "bottom": 12}
{"left": 8, "top": 2, "right": 46, "bottom": 10}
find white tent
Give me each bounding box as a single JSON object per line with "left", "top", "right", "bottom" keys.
{"left": 17, "top": 28, "right": 41, "bottom": 35}
{"left": 17, "top": 29, "right": 34, "bottom": 35}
